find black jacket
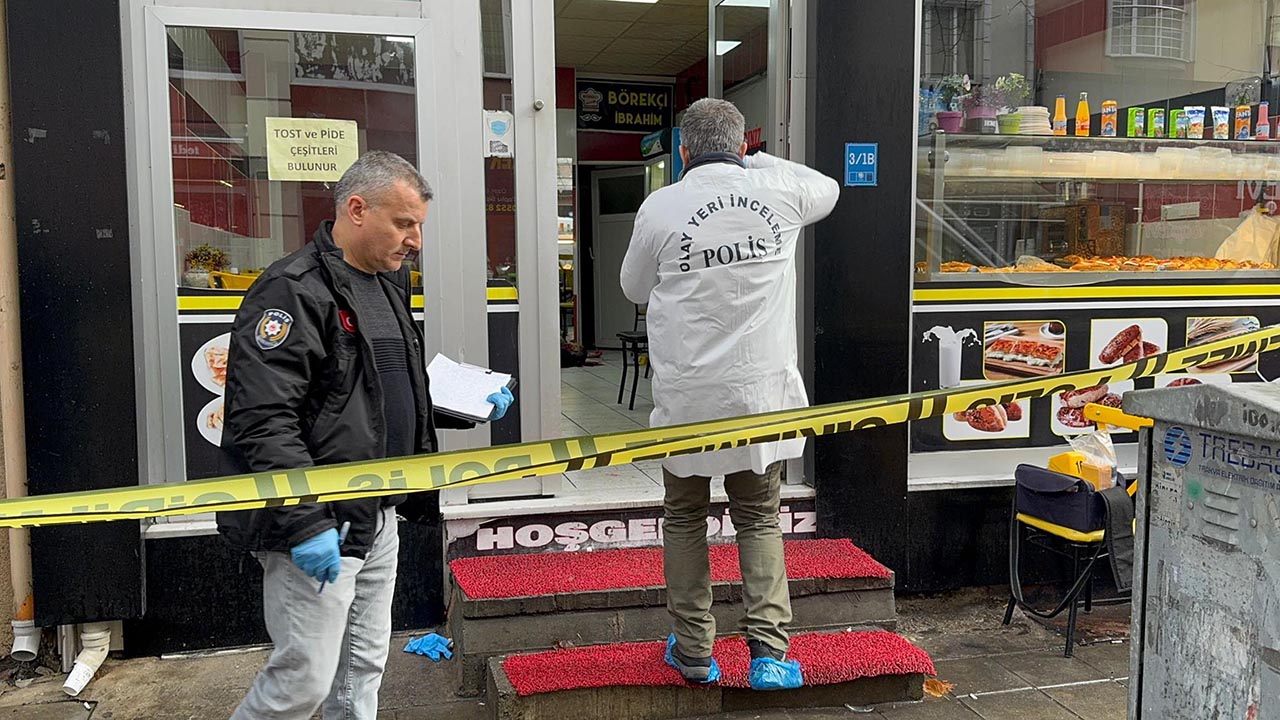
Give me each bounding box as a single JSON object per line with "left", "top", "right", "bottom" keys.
{"left": 216, "top": 222, "right": 469, "bottom": 558}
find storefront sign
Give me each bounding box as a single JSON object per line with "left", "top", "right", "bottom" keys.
{"left": 447, "top": 499, "right": 818, "bottom": 558}
{"left": 577, "top": 80, "right": 673, "bottom": 133}
{"left": 844, "top": 142, "right": 878, "bottom": 187}
{"left": 265, "top": 117, "right": 359, "bottom": 182}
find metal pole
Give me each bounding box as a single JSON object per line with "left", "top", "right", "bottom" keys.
{"left": 0, "top": 0, "right": 35, "bottom": 645}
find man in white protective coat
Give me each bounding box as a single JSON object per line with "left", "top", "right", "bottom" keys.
{"left": 620, "top": 97, "right": 839, "bottom": 690}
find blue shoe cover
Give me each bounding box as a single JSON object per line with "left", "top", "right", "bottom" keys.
{"left": 664, "top": 634, "right": 721, "bottom": 684}
{"left": 748, "top": 656, "right": 803, "bottom": 690}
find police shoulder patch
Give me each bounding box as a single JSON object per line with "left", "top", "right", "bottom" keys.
{"left": 255, "top": 309, "right": 294, "bottom": 350}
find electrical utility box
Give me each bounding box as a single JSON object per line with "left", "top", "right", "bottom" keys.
{"left": 1125, "top": 382, "right": 1280, "bottom": 719}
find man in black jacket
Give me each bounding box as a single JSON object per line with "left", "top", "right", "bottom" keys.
{"left": 221, "top": 151, "right": 513, "bottom": 719}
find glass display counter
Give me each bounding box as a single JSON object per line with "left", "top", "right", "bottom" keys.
{"left": 909, "top": 132, "right": 1280, "bottom": 484}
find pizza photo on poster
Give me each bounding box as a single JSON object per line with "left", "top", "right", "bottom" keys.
{"left": 1051, "top": 380, "right": 1134, "bottom": 437}
{"left": 1185, "top": 315, "right": 1261, "bottom": 374}
{"left": 982, "top": 320, "right": 1066, "bottom": 380}
{"left": 943, "top": 380, "right": 1031, "bottom": 441}
{"left": 1090, "top": 318, "right": 1168, "bottom": 369}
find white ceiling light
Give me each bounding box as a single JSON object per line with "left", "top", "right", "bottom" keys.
{"left": 715, "top": 40, "right": 741, "bottom": 55}
{"left": 384, "top": 36, "right": 414, "bottom": 43}
{"left": 720, "top": 0, "right": 770, "bottom": 6}
{"left": 608, "top": 0, "right": 660, "bottom": 3}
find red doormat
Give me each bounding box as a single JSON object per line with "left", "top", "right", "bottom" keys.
{"left": 500, "top": 630, "right": 935, "bottom": 696}
{"left": 451, "top": 539, "right": 891, "bottom": 600}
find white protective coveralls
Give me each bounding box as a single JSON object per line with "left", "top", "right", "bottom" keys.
{"left": 620, "top": 152, "right": 840, "bottom": 478}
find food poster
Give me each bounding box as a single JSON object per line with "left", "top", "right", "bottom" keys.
{"left": 982, "top": 321, "right": 1066, "bottom": 380}
{"left": 181, "top": 321, "right": 233, "bottom": 480}
{"left": 910, "top": 306, "right": 1280, "bottom": 453}
{"left": 942, "top": 380, "right": 1031, "bottom": 441}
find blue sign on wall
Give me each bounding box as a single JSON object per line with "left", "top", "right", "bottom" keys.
{"left": 844, "top": 143, "right": 878, "bottom": 187}
{"left": 672, "top": 127, "right": 684, "bottom": 180}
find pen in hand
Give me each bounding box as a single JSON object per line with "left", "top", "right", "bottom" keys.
{"left": 318, "top": 521, "right": 351, "bottom": 595}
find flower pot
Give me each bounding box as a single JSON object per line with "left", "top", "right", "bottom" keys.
{"left": 183, "top": 270, "right": 211, "bottom": 289}
{"left": 998, "top": 112, "right": 1023, "bottom": 134}
{"left": 965, "top": 108, "right": 999, "bottom": 134}
{"left": 936, "top": 110, "right": 964, "bottom": 133}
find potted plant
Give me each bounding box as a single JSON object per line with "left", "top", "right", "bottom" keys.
{"left": 961, "top": 84, "right": 1003, "bottom": 134}
{"left": 183, "top": 244, "right": 229, "bottom": 288}
{"left": 995, "top": 72, "right": 1031, "bottom": 134}
{"left": 935, "top": 74, "right": 969, "bottom": 133}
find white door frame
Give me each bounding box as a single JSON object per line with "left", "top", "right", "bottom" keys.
{"left": 708, "top": 0, "right": 806, "bottom": 485}
{"left": 510, "top": 0, "right": 562, "bottom": 451}
{"left": 121, "top": 2, "right": 489, "bottom": 504}
{"left": 590, "top": 165, "right": 645, "bottom": 347}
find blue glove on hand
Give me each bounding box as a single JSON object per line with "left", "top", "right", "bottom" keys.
{"left": 487, "top": 386, "right": 514, "bottom": 421}
{"left": 404, "top": 633, "right": 453, "bottom": 661}
{"left": 291, "top": 528, "right": 341, "bottom": 584}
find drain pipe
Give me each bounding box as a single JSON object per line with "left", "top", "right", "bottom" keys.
{"left": 61, "top": 623, "right": 111, "bottom": 697}
{"left": 0, "top": 0, "right": 36, "bottom": 663}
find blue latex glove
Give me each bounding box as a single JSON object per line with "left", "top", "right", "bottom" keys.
{"left": 404, "top": 633, "right": 453, "bottom": 661}
{"left": 487, "top": 386, "right": 514, "bottom": 421}
{"left": 291, "top": 528, "right": 341, "bottom": 584}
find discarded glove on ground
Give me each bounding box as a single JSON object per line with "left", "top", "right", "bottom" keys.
{"left": 403, "top": 633, "right": 454, "bottom": 662}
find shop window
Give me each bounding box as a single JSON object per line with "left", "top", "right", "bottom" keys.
{"left": 169, "top": 26, "right": 422, "bottom": 481}
{"left": 921, "top": 1, "right": 981, "bottom": 81}
{"left": 912, "top": 0, "right": 1280, "bottom": 486}
{"left": 1107, "top": 0, "right": 1193, "bottom": 62}
{"left": 481, "top": 0, "right": 512, "bottom": 77}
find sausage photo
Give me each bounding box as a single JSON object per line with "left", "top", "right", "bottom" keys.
{"left": 1099, "top": 324, "right": 1142, "bottom": 364}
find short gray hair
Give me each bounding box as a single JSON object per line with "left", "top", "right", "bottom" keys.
{"left": 334, "top": 150, "right": 433, "bottom": 211}
{"left": 680, "top": 98, "right": 745, "bottom": 160}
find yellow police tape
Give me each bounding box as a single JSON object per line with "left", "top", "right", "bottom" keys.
{"left": 0, "top": 326, "right": 1276, "bottom": 528}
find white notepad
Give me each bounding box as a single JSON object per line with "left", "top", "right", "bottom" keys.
{"left": 426, "top": 354, "right": 515, "bottom": 423}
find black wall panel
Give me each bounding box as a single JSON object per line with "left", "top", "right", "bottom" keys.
{"left": 8, "top": 0, "right": 144, "bottom": 624}
{"left": 809, "top": 0, "right": 916, "bottom": 575}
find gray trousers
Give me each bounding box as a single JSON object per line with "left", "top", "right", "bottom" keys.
{"left": 663, "top": 462, "right": 792, "bottom": 658}
{"left": 231, "top": 507, "right": 399, "bottom": 720}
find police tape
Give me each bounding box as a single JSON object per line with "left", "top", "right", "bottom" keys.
{"left": 1, "top": 325, "right": 1277, "bottom": 528}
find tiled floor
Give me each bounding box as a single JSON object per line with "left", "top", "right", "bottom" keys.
{"left": 559, "top": 350, "right": 664, "bottom": 497}
{"left": 559, "top": 349, "right": 654, "bottom": 439}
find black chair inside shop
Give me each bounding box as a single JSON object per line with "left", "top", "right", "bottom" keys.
{"left": 1002, "top": 463, "right": 1134, "bottom": 658}
{"left": 616, "top": 305, "right": 649, "bottom": 410}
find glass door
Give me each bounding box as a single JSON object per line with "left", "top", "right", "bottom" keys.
{"left": 709, "top": 0, "right": 807, "bottom": 485}
{"left": 442, "top": 0, "right": 562, "bottom": 503}
{"left": 125, "top": 3, "right": 491, "bottom": 516}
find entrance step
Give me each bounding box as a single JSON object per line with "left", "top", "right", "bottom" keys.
{"left": 487, "top": 629, "right": 935, "bottom": 720}
{"left": 448, "top": 539, "right": 898, "bottom": 696}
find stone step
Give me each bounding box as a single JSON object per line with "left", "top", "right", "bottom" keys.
{"left": 447, "top": 539, "right": 897, "bottom": 696}
{"left": 486, "top": 629, "right": 935, "bottom": 720}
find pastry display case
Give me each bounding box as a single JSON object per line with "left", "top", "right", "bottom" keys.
{"left": 917, "top": 132, "right": 1280, "bottom": 282}
{"left": 908, "top": 131, "right": 1280, "bottom": 480}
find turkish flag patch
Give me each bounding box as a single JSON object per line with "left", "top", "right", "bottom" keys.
{"left": 338, "top": 310, "right": 357, "bottom": 333}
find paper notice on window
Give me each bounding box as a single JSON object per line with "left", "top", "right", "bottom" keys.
{"left": 265, "top": 117, "right": 359, "bottom": 182}
{"left": 427, "top": 354, "right": 514, "bottom": 423}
